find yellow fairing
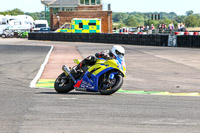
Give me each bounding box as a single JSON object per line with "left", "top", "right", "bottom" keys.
{"left": 73, "top": 59, "right": 81, "bottom": 64}
{"left": 73, "top": 59, "right": 126, "bottom": 77}
{"left": 89, "top": 59, "right": 126, "bottom": 77}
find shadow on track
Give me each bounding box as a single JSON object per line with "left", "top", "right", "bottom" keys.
{"left": 37, "top": 91, "right": 101, "bottom": 95}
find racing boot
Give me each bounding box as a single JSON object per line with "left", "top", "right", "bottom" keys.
{"left": 71, "top": 67, "right": 78, "bottom": 74}
{"left": 71, "top": 61, "right": 83, "bottom": 74}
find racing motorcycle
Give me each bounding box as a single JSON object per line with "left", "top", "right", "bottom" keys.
{"left": 54, "top": 56, "right": 126, "bottom": 95}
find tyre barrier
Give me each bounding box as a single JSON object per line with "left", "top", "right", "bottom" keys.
{"left": 189, "top": 32, "right": 194, "bottom": 35}
{"left": 193, "top": 32, "right": 199, "bottom": 35}
{"left": 138, "top": 32, "right": 143, "bottom": 35}
{"left": 184, "top": 32, "right": 189, "bottom": 35}
{"left": 28, "top": 32, "right": 200, "bottom": 48}
{"left": 174, "top": 32, "right": 179, "bottom": 35}
{"left": 175, "top": 32, "right": 200, "bottom": 36}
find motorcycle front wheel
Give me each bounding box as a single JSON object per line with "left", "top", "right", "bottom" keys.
{"left": 54, "top": 72, "right": 74, "bottom": 93}
{"left": 99, "top": 74, "right": 123, "bottom": 95}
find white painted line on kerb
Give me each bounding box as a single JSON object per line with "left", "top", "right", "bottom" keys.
{"left": 30, "top": 46, "right": 54, "bottom": 88}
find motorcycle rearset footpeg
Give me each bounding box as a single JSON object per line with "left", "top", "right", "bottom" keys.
{"left": 62, "top": 65, "right": 77, "bottom": 83}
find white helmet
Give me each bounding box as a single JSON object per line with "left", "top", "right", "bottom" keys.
{"left": 111, "top": 45, "right": 125, "bottom": 59}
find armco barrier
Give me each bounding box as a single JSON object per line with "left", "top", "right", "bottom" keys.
{"left": 28, "top": 33, "right": 200, "bottom": 48}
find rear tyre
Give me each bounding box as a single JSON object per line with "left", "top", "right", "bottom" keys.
{"left": 99, "top": 74, "right": 123, "bottom": 95}
{"left": 54, "top": 72, "right": 74, "bottom": 93}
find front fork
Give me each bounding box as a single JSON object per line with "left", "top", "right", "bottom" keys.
{"left": 102, "top": 72, "right": 118, "bottom": 89}
{"left": 62, "top": 65, "right": 77, "bottom": 83}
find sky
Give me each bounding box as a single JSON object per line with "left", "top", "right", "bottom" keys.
{"left": 0, "top": 0, "right": 199, "bottom": 15}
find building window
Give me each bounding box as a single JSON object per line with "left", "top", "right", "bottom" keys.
{"left": 52, "top": 8, "right": 59, "bottom": 14}
{"left": 79, "top": 0, "right": 101, "bottom": 5}
{"left": 14, "top": 21, "right": 21, "bottom": 25}
{"left": 96, "top": 0, "right": 100, "bottom": 4}
{"left": 79, "top": 23, "right": 83, "bottom": 28}
{"left": 80, "top": 0, "right": 84, "bottom": 5}
{"left": 62, "top": 7, "right": 75, "bottom": 11}
{"left": 91, "top": 0, "right": 95, "bottom": 5}
{"left": 88, "top": 23, "right": 96, "bottom": 26}
{"left": 0, "top": 18, "right": 7, "bottom": 25}
{"left": 85, "top": 0, "right": 89, "bottom": 5}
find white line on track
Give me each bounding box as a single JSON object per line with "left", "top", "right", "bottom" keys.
{"left": 30, "top": 46, "right": 54, "bottom": 88}
{"left": 61, "top": 98, "right": 77, "bottom": 100}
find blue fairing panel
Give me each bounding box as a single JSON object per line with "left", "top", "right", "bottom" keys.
{"left": 80, "top": 67, "right": 114, "bottom": 92}
{"left": 79, "top": 71, "right": 97, "bottom": 92}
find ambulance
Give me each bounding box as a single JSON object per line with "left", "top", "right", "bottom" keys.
{"left": 56, "top": 18, "right": 101, "bottom": 33}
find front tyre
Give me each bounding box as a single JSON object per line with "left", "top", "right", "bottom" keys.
{"left": 99, "top": 74, "right": 123, "bottom": 95}
{"left": 2, "top": 34, "right": 6, "bottom": 38}
{"left": 54, "top": 72, "right": 74, "bottom": 93}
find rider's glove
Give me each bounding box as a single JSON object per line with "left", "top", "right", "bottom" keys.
{"left": 103, "top": 54, "right": 110, "bottom": 59}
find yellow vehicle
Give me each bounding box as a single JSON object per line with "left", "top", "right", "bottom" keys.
{"left": 56, "top": 18, "right": 101, "bottom": 33}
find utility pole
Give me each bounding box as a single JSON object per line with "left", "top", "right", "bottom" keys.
{"left": 108, "top": 4, "right": 111, "bottom": 33}
{"left": 59, "top": 0, "right": 62, "bottom": 11}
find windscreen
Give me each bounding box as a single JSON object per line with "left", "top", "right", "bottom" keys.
{"left": 35, "top": 24, "right": 46, "bottom": 28}
{"left": 0, "top": 18, "right": 7, "bottom": 25}
{"left": 63, "top": 24, "right": 70, "bottom": 29}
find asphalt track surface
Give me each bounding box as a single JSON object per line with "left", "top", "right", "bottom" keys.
{"left": 0, "top": 39, "right": 200, "bottom": 133}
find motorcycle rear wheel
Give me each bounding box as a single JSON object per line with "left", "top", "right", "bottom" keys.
{"left": 54, "top": 72, "right": 74, "bottom": 93}
{"left": 99, "top": 74, "right": 123, "bottom": 95}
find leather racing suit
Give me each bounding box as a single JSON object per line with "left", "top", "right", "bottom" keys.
{"left": 74, "top": 50, "right": 114, "bottom": 71}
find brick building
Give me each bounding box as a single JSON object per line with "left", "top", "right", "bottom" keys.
{"left": 41, "top": 0, "right": 112, "bottom": 33}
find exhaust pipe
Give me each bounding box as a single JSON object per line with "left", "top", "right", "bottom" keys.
{"left": 62, "top": 65, "right": 76, "bottom": 83}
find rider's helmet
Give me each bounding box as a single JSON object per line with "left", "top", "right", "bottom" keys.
{"left": 111, "top": 45, "right": 125, "bottom": 59}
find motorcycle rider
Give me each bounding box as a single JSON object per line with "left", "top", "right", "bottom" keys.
{"left": 72, "top": 45, "right": 125, "bottom": 73}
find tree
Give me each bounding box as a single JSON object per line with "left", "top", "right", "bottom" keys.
{"left": 168, "top": 12, "right": 177, "bottom": 19}
{"left": 11, "top": 8, "right": 24, "bottom": 15}
{"left": 184, "top": 15, "right": 198, "bottom": 27}
{"left": 124, "top": 16, "right": 139, "bottom": 27}
{"left": 0, "top": 8, "right": 24, "bottom": 15}
{"left": 148, "top": 20, "right": 159, "bottom": 28}
{"left": 112, "top": 13, "right": 129, "bottom": 23}
{"left": 115, "top": 23, "right": 126, "bottom": 29}
{"left": 194, "top": 14, "right": 200, "bottom": 27}
{"left": 186, "top": 10, "right": 194, "bottom": 16}
{"left": 134, "top": 14, "right": 145, "bottom": 25}
{"left": 174, "top": 15, "right": 186, "bottom": 23}
{"left": 162, "top": 18, "right": 173, "bottom": 25}
{"left": 25, "top": 11, "right": 46, "bottom": 20}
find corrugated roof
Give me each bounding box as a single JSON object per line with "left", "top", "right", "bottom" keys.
{"left": 41, "top": 0, "right": 79, "bottom": 7}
